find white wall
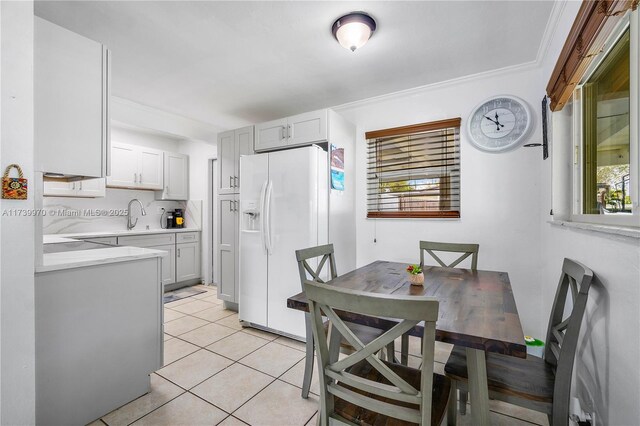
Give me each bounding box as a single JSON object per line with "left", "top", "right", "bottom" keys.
{"left": 0, "top": 1, "right": 36, "bottom": 423}
{"left": 178, "top": 139, "right": 217, "bottom": 283}
{"left": 539, "top": 3, "right": 640, "bottom": 425}
{"left": 111, "top": 125, "right": 182, "bottom": 152}
{"left": 336, "top": 65, "right": 547, "bottom": 339}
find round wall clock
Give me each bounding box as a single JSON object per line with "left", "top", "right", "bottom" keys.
{"left": 467, "top": 95, "right": 532, "bottom": 152}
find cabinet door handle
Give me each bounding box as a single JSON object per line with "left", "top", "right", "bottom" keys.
{"left": 134, "top": 173, "right": 137, "bottom": 183}
{"left": 177, "top": 248, "right": 181, "bottom": 258}
{"left": 234, "top": 176, "right": 239, "bottom": 187}
{"left": 281, "top": 126, "right": 286, "bottom": 140}
{"left": 235, "top": 200, "right": 239, "bottom": 211}
{"left": 229, "top": 201, "right": 233, "bottom": 212}
{"left": 72, "top": 182, "right": 76, "bottom": 191}
{"left": 288, "top": 124, "right": 292, "bottom": 140}
{"left": 79, "top": 181, "right": 83, "bottom": 191}
{"left": 139, "top": 173, "right": 142, "bottom": 183}
{"left": 229, "top": 176, "right": 234, "bottom": 188}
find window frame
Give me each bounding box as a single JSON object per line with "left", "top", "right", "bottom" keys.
{"left": 365, "top": 118, "right": 462, "bottom": 219}
{"left": 570, "top": 10, "right": 639, "bottom": 228}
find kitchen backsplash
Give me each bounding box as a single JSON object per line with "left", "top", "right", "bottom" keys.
{"left": 43, "top": 188, "right": 202, "bottom": 234}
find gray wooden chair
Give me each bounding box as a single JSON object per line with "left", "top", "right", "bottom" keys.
{"left": 444, "top": 258, "right": 594, "bottom": 426}
{"left": 419, "top": 240, "right": 479, "bottom": 271}
{"left": 303, "top": 280, "right": 453, "bottom": 425}
{"left": 295, "top": 244, "right": 394, "bottom": 399}
{"left": 414, "top": 240, "right": 479, "bottom": 413}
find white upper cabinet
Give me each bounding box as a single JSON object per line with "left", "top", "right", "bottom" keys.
{"left": 108, "top": 143, "right": 138, "bottom": 187}
{"left": 254, "top": 109, "right": 329, "bottom": 152}
{"left": 255, "top": 118, "right": 287, "bottom": 152}
{"left": 157, "top": 152, "right": 189, "bottom": 201}
{"left": 76, "top": 178, "right": 107, "bottom": 197}
{"left": 218, "top": 130, "right": 236, "bottom": 194}
{"left": 236, "top": 126, "right": 254, "bottom": 188}
{"left": 287, "top": 110, "right": 328, "bottom": 147}
{"left": 219, "top": 126, "right": 254, "bottom": 194}
{"left": 44, "top": 178, "right": 106, "bottom": 198}
{"left": 35, "top": 17, "right": 110, "bottom": 178}
{"left": 107, "top": 142, "right": 163, "bottom": 190}
{"left": 138, "top": 148, "right": 164, "bottom": 190}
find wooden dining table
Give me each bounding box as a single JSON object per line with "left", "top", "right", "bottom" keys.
{"left": 287, "top": 260, "right": 526, "bottom": 426}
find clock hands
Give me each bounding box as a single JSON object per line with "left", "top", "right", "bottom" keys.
{"left": 484, "top": 113, "right": 505, "bottom": 131}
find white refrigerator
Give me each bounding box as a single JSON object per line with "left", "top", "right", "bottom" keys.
{"left": 238, "top": 146, "right": 329, "bottom": 339}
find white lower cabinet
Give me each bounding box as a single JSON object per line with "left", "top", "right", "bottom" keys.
{"left": 117, "top": 232, "right": 200, "bottom": 288}
{"left": 155, "top": 244, "right": 176, "bottom": 286}
{"left": 78, "top": 236, "right": 118, "bottom": 245}
{"left": 176, "top": 241, "right": 200, "bottom": 282}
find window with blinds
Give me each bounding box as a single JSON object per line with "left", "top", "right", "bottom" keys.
{"left": 365, "top": 118, "right": 461, "bottom": 218}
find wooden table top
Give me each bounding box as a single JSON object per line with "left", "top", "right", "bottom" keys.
{"left": 287, "top": 260, "right": 526, "bottom": 358}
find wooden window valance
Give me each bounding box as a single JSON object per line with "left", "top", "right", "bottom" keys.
{"left": 546, "top": 0, "right": 637, "bottom": 112}
{"left": 366, "top": 118, "right": 461, "bottom": 219}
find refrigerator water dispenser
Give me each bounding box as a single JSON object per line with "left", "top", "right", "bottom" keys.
{"left": 243, "top": 201, "right": 260, "bottom": 231}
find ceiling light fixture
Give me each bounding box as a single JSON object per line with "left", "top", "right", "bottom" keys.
{"left": 332, "top": 12, "right": 376, "bottom": 52}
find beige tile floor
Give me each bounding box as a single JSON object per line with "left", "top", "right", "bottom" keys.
{"left": 91, "top": 285, "right": 549, "bottom": 426}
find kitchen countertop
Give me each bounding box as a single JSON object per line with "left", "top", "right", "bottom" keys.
{"left": 37, "top": 246, "right": 168, "bottom": 273}
{"left": 43, "top": 236, "right": 80, "bottom": 244}
{"left": 38, "top": 228, "right": 197, "bottom": 273}
{"left": 45, "top": 227, "right": 201, "bottom": 239}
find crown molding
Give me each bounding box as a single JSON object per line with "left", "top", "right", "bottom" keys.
{"left": 333, "top": 59, "right": 540, "bottom": 112}
{"left": 535, "top": 0, "right": 570, "bottom": 66}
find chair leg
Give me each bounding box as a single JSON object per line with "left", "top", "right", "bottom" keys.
{"left": 401, "top": 334, "right": 409, "bottom": 365}
{"left": 447, "top": 381, "right": 458, "bottom": 426}
{"left": 459, "top": 390, "right": 467, "bottom": 415}
{"left": 385, "top": 341, "right": 396, "bottom": 363}
{"left": 301, "top": 314, "right": 314, "bottom": 399}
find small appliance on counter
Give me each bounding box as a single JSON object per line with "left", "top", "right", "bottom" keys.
{"left": 174, "top": 209, "right": 184, "bottom": 228}
{"left": 165, "top": 209, "right": 185, "bottom": 229}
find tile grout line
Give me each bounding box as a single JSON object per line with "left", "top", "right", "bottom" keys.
{"left": 125, "top": 292, "right": 542, "bottom": 426}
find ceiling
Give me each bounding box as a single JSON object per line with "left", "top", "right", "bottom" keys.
{"left": 35, "top": 1, "right": 555, "bottom": 130}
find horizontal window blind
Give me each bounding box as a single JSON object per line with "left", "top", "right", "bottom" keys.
{"left": 365, "top": 118, "right": 461, "bottom": 219}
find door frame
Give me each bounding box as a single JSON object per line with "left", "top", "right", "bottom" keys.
{"left": 208, "top": 158, "right": 218, "bottom": 285}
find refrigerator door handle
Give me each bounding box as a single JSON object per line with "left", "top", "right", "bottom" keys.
{"left": 265, "top": 180, "right": 274, "bottom": 255}
{"left": 259, "top": 181, "right": 268, "bottom": 253}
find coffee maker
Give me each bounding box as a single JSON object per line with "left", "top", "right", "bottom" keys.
{"left": 173, "top": 209, "right": 184, "bottom": 228}
{"left": 165, "top": 209, "right": 185, "bottom": 229}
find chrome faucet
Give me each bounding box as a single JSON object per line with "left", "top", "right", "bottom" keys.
{"left": 127, "top": 199, "right": 147, "bottom": 230}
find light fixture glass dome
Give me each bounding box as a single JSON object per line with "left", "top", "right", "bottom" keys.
{"left": 332, "top": 12, "right": 376, "bottom": 52}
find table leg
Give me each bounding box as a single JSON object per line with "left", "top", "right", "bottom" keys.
{"left": 400, "top": 334, "right": 409, "bottom": 366}
{"left": 466, "top": 348, "right": 490, "bottom": 425}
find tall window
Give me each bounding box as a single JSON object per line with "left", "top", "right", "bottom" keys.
{"left": 365, "top": 118, "right": 461, "bottom": 219}
{"left": 580, "top": 28, "right": 631, "bottom": 216}
{"left": 572, "top": 12, "right": 638, "bottom": 227}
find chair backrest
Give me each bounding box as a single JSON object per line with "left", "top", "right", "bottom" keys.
{"left": 303, "top": 280, "right": 439, "bottom": 426}
{"left": 295, "top": 244, "right": 337, "bottom": 287}
{"left": 419, "top": 240, "right": 479, "bottom": 270}
{"left": 544, "top": 258, "right": 594, "bottom": 424}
